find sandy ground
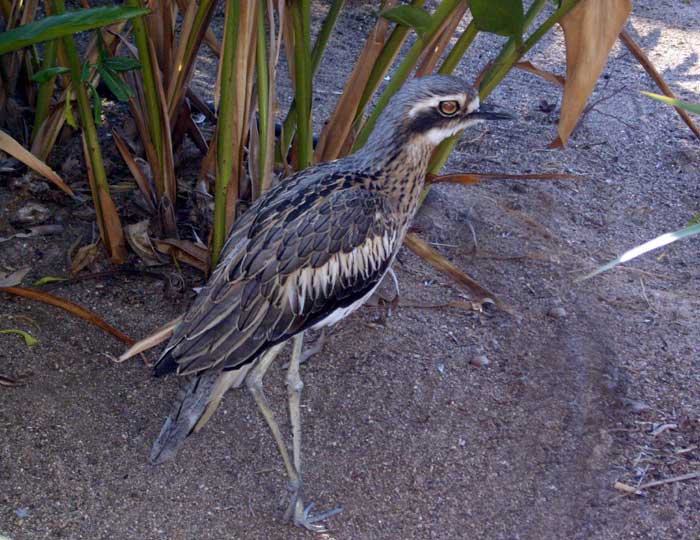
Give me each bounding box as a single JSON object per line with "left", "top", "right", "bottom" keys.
{"left": 2, "top": 1, "right": 700, "bottom": 539}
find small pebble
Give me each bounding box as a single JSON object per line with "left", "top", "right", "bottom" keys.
{"left": 28, "top": 180, "right": 49, "bottom": 194}
{"left": 12, "top": 202, "right": 51, "bottom": 225}
{"left": 436, "top": 363, "right": 445, "bottom": 375}
{"left": 15, "top": 507, "right": 29, "bottom": 519}
{"left": 470, "top": 355, "right": 490, "bottom": 367}
{"left": 547, "top": 306, "right": 568, "bottom": 320}
{"left": 620, "top": 398, "right": 651, "bottom": 414}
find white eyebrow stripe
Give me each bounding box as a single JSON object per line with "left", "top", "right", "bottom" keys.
{"left": 466, "top": 95, "right": 479, "bottom": 114}
{"left": 408, "top": 93, "right": 467, "bottom": 118}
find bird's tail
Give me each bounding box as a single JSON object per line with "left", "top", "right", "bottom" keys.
{"left": 149, "top": 371, "right": 221, "bottom": 465}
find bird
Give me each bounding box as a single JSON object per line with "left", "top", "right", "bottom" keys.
{"left": 149, "top": 74, "right": 511, "bottom": 530}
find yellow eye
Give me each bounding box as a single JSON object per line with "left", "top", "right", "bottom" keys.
{"left": 438, "top": 100, "right": 459, "bottom": 116}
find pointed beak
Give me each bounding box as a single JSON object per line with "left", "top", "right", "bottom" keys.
{"left": 469, "top": 103, "right": 515, "bottom": 121}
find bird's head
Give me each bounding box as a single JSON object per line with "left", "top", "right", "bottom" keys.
{"left": 368, "top": 75, "right": 512, "bottom": 153}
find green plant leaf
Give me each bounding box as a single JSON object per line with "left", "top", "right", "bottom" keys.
{"left": 381, "top": 5, "right": 433, "bottom": 37}
{"left": 580, "top": 222, "right": 700, "bottom": 280}
{"left": 89, "top": 83, "right": 103, "bottom": 125}
{"left": 31, "top": 66, "right": 70, "bottom": 83}
{"left": 0, "top": 329, "right": 39, "bottom": 347}
{"left": 102, "top": 56, "right": 141, "bottom": 72}
{"left": 0, "top": 6, "right": 150, "bottom": 55}
{"left": 642, "top": 91, "right": 700, "bottom": 115}
{"left": 97, "top": 65, "right": 133, "bottom": 101}
{"left": 470, "top": 0, "right": 524, "bottom": 38}
{"left": 80, "top": 61, "right": 91, "bottom": 82}
{"left": 33, "top": 276, "right": 67, "bottom": 286}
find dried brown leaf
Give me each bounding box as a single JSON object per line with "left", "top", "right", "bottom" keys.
{"left": 113, "top": 130, "right": 156, "bottom": 210}
{"left": 155, "top": 238, "right": 209, "bottom": 273}
{"left": 314, "top": 1, "right": 396, "bottom": 162}
{"left": 0, "top": 267, "right": 30, "bottom": 287}
{"left": 0, "top": 129, "right": 74, "bottom": 196}
{"left": 124, "top": 220, "right": 168, "bottom": 266}
{"left": 554, "top": 0, "right": 631, "bottom": 146}
{"left": 0, "top": 224, "right": 64, "bottom": 244}
{"left": 70, "top": 242, "right": 101, "bottom": 276}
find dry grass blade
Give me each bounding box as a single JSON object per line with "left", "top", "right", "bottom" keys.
{"left": 30, "top": 106, "right": 65, "bottom": 161}
{"left": 0, "top": 286, "right": 134, "bottom": 345}
{"left": 168, "top": 0, "right": 199, "bottom": 111}
{"left": 112, "top": 129, "right": 156, "bottom": 211}
{"left": 404, "top": 233, "right": 510, "bottom": 313}
{"left": 514, "top": 60, "right": 565, "bottom": 87}
{"left": 118, "top": 315, "right": 182, "bottom": 362}
{"left": 0, "top": 129, "right": 75, "bottom": 196}
{"left": 314, "top": 0, "right": 396, "bottom": 162}
{"left": 619, "top": 29, "right": 700, "bottom": 139}
{"left": 0, "top": 373, "right": 28, "bottom": 386}
{"left": 552, "top": 0, "right": 631, "bottom": 146}
{"left": 427, "top": 171, "right": 581, "bottom": 185}
{"left": 148, "top": 35, "right": 178, "bottom": 203}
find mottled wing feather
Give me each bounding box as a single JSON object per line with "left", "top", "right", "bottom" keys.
{"left": 156, "top": 167, "right": 398, "bottom": 377}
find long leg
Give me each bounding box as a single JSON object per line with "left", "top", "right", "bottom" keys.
{"left": 286, "top": 333, "right": 342, "bottom": 529}
{"left": 246, "top": 343, "right": 299, "bottom": 498}
{"left": 281, "top": 329, "right": 326, "bottom": 369}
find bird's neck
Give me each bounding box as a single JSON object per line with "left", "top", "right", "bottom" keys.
{"left": 353, "top": 129, "right": 433, "bottom": 224}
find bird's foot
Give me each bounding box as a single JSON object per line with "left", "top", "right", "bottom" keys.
{"left": 282, "top": 481, "right": 341, "bottom": 532}
{"left": 292, "top": 501, "right": 343, "bottom": 532}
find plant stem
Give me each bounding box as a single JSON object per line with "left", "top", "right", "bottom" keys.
{"left": 166, "top": 0, "right": 217, "bottom": 121}
{"left": 290, "top": 0, "right": 312, "bottom": 168}
{"left": 51, "top": 0, "right": 123, "bottom": 259}
{"left": 125, "top": 0, "right": 165, "bottom": 197}
{"left": 256, "top": 0, "right": 269, "bottom": 189}
{"left": 212, "top": 0, "right": 240, "bottom": 267}
{"left": 31, "top": 39, "right": 57, "bottom": 144}
{"left": 280, "top": 0, "right": 343, "bottom": 158}
{"left": 438, "top": 19, "right": 477, "bottom": 74}
{"left": 479, "top": 0, "right": 578, "bottom": 99}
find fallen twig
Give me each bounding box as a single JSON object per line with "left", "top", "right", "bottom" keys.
{"left": 619, "top": 29, "right": 700, "bottom": 139}
{"left": 0, "top": 286, "right": 134, "bottom": 345}
{"left": 404, "top": 233, "right": 512, "bottom": 314}
{"left": 614, "top": 470, "right": 700, "bottom": 495}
